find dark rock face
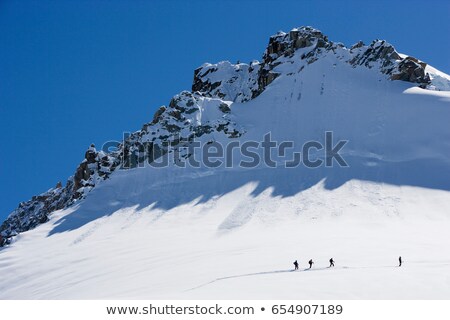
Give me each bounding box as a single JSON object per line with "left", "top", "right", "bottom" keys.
{"left": 192, "top": 61, "right": 260, "bottom": 103}
{"left": 390, "top": 56, "right": 430, "bottom": 86}
{"left": 349, "top": 40, "right": 402, "bottom": 69}
{"left": 350, "top": 40, "right": 365, "bottom": 50}
{"left": 151, "top": 106, "right": 166, "bottom": 124}
{"left": 263, "top": 27, "right": 329, "bottom": 65}
{"left": 73, "top": 144, "right": 119, "bottom": 199}
{"left": 219, "top": 102, "right": 231, "bottom": 113}
{"left": 192, "top": 66, "right": 219, "bottom": 93}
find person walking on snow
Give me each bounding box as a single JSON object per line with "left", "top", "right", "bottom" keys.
{"left": 308, "top": 259, "right": 314, "bottom": 269}
{"left": 399, "top": 256, "right": 402, "bottom": 267}
{"left": 293, "top": 260, "right": 299, "bottom": 270}
{"left": 329, "top": 258, "right": 335, "bottom": 267}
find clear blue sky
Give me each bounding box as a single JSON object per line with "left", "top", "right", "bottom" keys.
{"left": 1, "top": 0, "right": 449, "bottom": 222}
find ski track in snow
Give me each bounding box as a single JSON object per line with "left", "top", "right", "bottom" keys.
{"left": 186, "top": 260, "right": 450, "bottom": 293}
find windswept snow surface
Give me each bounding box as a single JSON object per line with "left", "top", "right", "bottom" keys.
{"left": 426, "top": 65, "right": 450, "bottom": 91}
{"left": 1, "top": 51, "right": 450, "bottom": 299}
{"left": 1, "top": 175, "right": 450, "bottom": 299}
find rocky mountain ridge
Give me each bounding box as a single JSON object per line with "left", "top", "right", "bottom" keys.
{"left": 0, "top": 26, "right": 440, "bottom": 246}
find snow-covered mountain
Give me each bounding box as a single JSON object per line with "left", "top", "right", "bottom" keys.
{"left": 1, "top": 26, "right": 450, "bottom": 299}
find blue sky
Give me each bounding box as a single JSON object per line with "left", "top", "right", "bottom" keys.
{"left": 0, "top": 0, "right": 449, "bottom": 222}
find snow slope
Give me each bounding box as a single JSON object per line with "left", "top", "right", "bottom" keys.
{"left": 1, "top": 172, "right": 450, "bottom": 299}
{"left": 1, "top": 27, "right": 450, "bottom": 299}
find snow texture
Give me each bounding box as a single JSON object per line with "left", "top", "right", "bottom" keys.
{"left": 1, "top": 26, "right": 450, "bottom": 299}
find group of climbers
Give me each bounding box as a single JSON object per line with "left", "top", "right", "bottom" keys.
{"left": 293, "top": 258, "right": 334, "bottom": 270}
{"left": 293, "top": 257, "right": 402, "bottom": 270}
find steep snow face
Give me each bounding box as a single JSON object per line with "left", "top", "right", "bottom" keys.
{"left": 1, "top": 25, "right": 450, "bottom": 299}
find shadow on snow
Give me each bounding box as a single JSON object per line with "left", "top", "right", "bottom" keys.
{"left": 47, "top": 155, "right": 450, "bottom": 236}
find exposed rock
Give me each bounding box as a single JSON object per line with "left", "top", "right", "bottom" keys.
{"left": 0, "top": 179, "right": 74, "bottom": 239}
{"left": 255, "top": 27, "right": 332, "bottom": 97}
{"left": 349, "top": 40, "right": 401, "bottom": 70}
{"left": 118, "top": 91, "right": 244, "bottom": 170}
{"left": 219, "top": 102, "right": 231, "bottom": 113}
{"left": 350, "top": 41, "right": 365, "bottom": 50}
{"left": 349, "top": 40, "right": 430, "bottom": 86}
{"left": 0, "top": 140, "right": 121, "bottom": 243}
{"left": 390, "top": 56, "right": 430, "bottom": 86}
{"left": 192, "top": 61, "right": 260, "bottom": 102}
{"left": 151, "top": 106, "right": 166, "bottom": 124}
{"left": 192, "top": 26, "right": 430, "bottom": 102}
{"left": 85, "top": 144, "right": 97, "bottom": 163}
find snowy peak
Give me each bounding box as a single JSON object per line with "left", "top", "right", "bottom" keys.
{"left": 1, "top": 25, "right": 450, "bottom": 246}
{"left": 191, "top": 27, "right": 335, "bottom": 102}
{"left": 191, "top": 26, "right": 435, "bottom": 107}
{"left": 261, "top": 26, "right": 431, "bottom": 89}
{"left": 262, "top": 26, "right": 330, "bottom": 65}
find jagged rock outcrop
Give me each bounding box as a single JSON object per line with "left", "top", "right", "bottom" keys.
{"left": 0, "top": 181, "right": 73, "bottom": 240}
{"left": 72, "top": 144, "right": 120, "bottom": 199}
{"left": 194, "top": 26, "right": 431, "bottom": 103}
{"left": 349, "top": 40, "right": 402, "bottom": 69}
{"left": 258, "top": 27, "right": 430, "bottom": 94}
{"left": 121, "top": 91, "right": 244, "bottom": 168}
{"left": 349, "top": 40, "right": 430, "bottom": 87}
{"left": 390, "top": 56, "right": 430, "bottom": 86}
{"left": 192, "top": 61, "right": 260, "bottom": 103}
{"left": 256, "top": 27, "right": 332, "bottom": 95}
{"left": 0, "top": 145, "right": 119, "bottom": 240}
{"left": 1, "top": 25, "right": 436, "bottom": 245}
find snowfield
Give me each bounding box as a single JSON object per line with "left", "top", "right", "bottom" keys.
{"left": 2, "top": 27, "right": 450, "bottom": 299}
{"left": 1, "top": 175, "right": 450, "bottom": 299}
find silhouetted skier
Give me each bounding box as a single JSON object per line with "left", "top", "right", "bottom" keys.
{"left": 329, "top": 258, "right": 335, "bottom": 267}
{"left": 399, "top": 256, "right": 402, "bottom": 267}
{"left": 308, "top": 259, "right": 314, "bottom": 269}
{"left": 294, "top": 260, "right": 299, "bottom": 270}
